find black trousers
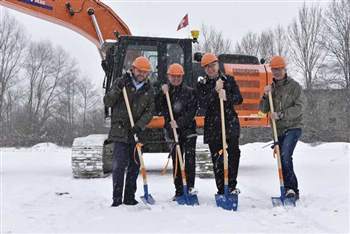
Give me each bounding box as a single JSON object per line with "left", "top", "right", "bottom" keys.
{"left": 171, "top": 135, "right": 197, "bottom": 195}
{"left": 112, "top": 141, "right": 140, "bottom": 203}
{"left": 208, "top": 137, "right": 241, "bottom": 194}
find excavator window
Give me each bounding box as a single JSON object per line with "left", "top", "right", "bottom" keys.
{"left": 166, "top": 43, "right": 185, "bottom": 67}
{"left": 122, "top": 44, "right": 159, "bottom": 84}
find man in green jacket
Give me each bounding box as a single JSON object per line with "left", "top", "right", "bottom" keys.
{"left": 104, "top": 56, "right": 155, "bottom": 207}
{"left": 259, "top": 55, "right": 305, "bottom": 200}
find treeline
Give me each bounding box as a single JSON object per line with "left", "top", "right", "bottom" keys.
{"left": 0, "top": 12, "right": 105, "bottom": 147}
{"left": 195, "top": 1, "right": 350, "bottom": 90}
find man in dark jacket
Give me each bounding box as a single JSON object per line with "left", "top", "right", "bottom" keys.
{"left": 197, "top": 53, "right": 243, "bottom": 195}
{"left": 158, "top": 63, "right": 198, "bottom": 199}
{"left": 259, "top": 55, "right": 304, "bottom": 200}
{"left": 104, "top": 56, "right": 155, "bottom": 207}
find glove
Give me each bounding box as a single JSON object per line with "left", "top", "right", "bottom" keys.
{"left": 131, "top": 125, "right": 142, "bottom": 135}
{"left": 116, "top": 77, "right": 128, "bottom": 90}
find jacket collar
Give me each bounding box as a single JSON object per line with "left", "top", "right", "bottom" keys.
{"left": 169, "top": 82, "right": 184, "bottom": 92}
{"left": 125, "top": 70, "right": 150, "bottom": 91}
{"left": 273, "top": 75, "right": 290, "bottom": 87}
{"left": 205, "top": 70, "right": 227, "bottom": 83}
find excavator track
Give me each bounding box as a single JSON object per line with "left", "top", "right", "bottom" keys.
{"left": 71, "top": 134, "right": 112, "bottom": 178}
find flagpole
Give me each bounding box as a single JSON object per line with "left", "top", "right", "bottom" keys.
{"left": 187, "top": 14, "right": 190, "bottom": 39}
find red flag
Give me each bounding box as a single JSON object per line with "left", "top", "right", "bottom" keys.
{"left": 177, "top": 14, "right": 189, "bottom": 31}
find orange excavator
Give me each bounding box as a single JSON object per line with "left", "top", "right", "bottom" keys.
{"left": 0, "top": 0, "right": 272, "bottom": 178}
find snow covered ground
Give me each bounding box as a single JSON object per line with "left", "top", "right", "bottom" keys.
{"left": 1, "top": 141, "right": 349, "bottom": 233}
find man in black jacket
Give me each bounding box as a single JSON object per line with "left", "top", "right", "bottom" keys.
{"left": 197, "top": 53, "right": 243, "bottom": 195}
{"left": 104, "top": 56, "right": 155, "bottom": 207}
{"left": 158, "top": 63, "right": 198, "bottom": 199}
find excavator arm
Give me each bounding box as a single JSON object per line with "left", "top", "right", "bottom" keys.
{"left": 0, "top": 0, "right": 131, "bottom": 55}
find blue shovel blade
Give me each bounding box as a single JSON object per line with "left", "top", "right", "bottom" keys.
{"left": 140, "top": 185, "right": 155, "bottom": 205}
{"left": 176, "top": 194, "right": 199, "bottom": 206}
{"left": 215, "top": 194, "right": 238, "bottom": 211}
{"left": 271, "top": 196, "right": 296, "bottom": 207}
{"left": 140, "top": 194, "right": 155, "bottom": 205}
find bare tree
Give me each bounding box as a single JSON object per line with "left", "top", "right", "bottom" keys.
{"left": 322, "top": 0, "right": 350, "bottom": 89}
{"left": 0, "top": 12, "right": 26, "bottom": 123}
{"left": 194, "top": 23, "right": 233, "bottom": 54}
{"left": 76, "top": 78, "right": 100, "bottom": 132}
{"left": 235, "top": 25, "right": 289, "bottom": 62}
{"left": 54, "top": 56, "right": 80, "bottom": 144}
{"left": 235, "top": 32, "right": 260, "bottom": 57}
{"left": 259, "top": 29, "right": 275, "bottom": 60}
{"left": 288, "top": 4, "right": 326, "bottom": 89}
{"left": 22, "top": 41, "right": 76, "bottom": 143}
{"left": 273, "top": 25, "right": 289, "bottom": 58}
{"left": 24, "top": 40, "right": 54, "bottom": 141}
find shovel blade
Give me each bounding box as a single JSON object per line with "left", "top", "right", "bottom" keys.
{"left": 271, "top": 196, "right": 296, "bottom": 207}
{"left": 140, "top": 194, "right": 155, "bottom": 205}
{"left": 176, "top": 194, "right": 199, "bottom": 206}
{"left": 140, "top": 184, "right": 155, "bottom": 205}
{"left": 215, "top": 193, "right": 238, "bottom": 211}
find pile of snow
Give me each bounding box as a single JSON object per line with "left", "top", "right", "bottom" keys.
{"left": 2, "top": 141, "right": 349, "bottom": 233}
{"left": 72, "top": 134, "right": 108, "bottom": 147}
{"left": 31, "top": 142, "right": 61, "bottom": 151}
{"left": 1, "top": 142, "right": 66, "bottom": 153}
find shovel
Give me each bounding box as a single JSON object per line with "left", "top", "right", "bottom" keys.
{"left": 215, "top": 90, "right": 238, "bottom": 211}
{"left": 268, "top": 91, "right": 296, "bottom": 207}
{"left": 122, "top": 87, "right": 155, "bottom": 205}
{"left": 165, "top": 90, "right": 199, "bottom": 206}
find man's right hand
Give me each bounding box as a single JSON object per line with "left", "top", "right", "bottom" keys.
{"left": 116, "top": 78, "right": 127, "bottom": 90}
{"left": 131, "top": 125, "right": 142, "bottom": 135}
{"left": 215, "top": 79, "right": 224, "bottom": 93}
{"left": 170, "top": 120, "right": 178, "bottom": 129}
{"left": 264, "top": 85, "right": 272, "bottom": 95}
{"left": 161, "top": 84, "right": 169, "bottom": 95}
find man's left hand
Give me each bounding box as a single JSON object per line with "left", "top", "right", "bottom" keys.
{"left": 271, "top": 112, "right": 283, "bottom": 120}
{"left": 218, "top": 89, "right": 227, "bottom": 101}
{"left": 131, "top": 125, "right": 142, "bottom": 135}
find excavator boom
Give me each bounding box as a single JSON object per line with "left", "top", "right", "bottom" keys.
{"left": 0, "top": 0, "right": 131, "bottom": 48}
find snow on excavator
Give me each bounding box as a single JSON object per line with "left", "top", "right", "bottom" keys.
{"left": 0, "top": 0, "right": 272, "bottom": 178}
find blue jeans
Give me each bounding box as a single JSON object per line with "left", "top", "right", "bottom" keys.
{"left": 278, "top": 128, "right": 302, "bottom": 194}
{"left": 112, "top": 142, "right": 140, "bottom": 202}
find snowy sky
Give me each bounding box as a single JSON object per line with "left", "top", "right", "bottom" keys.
{"left": 0, "top": 0, "right": 328, "bottom": 88}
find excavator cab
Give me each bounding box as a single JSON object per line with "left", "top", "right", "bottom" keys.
{"left": 103, "top": 36, "right": 194, "bottom": 95}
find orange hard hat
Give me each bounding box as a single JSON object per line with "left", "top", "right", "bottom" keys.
{"left": 270, "top": 56, "right": 286, "bottom": 69}
{"left": 167, "top": 63, "right": 184, "bottom": 76}
{"left": 201, "top": 53, "right": 218, "bottom": 67}
{"left": 132, "top": 56, "right": 152, "bottom": 72}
